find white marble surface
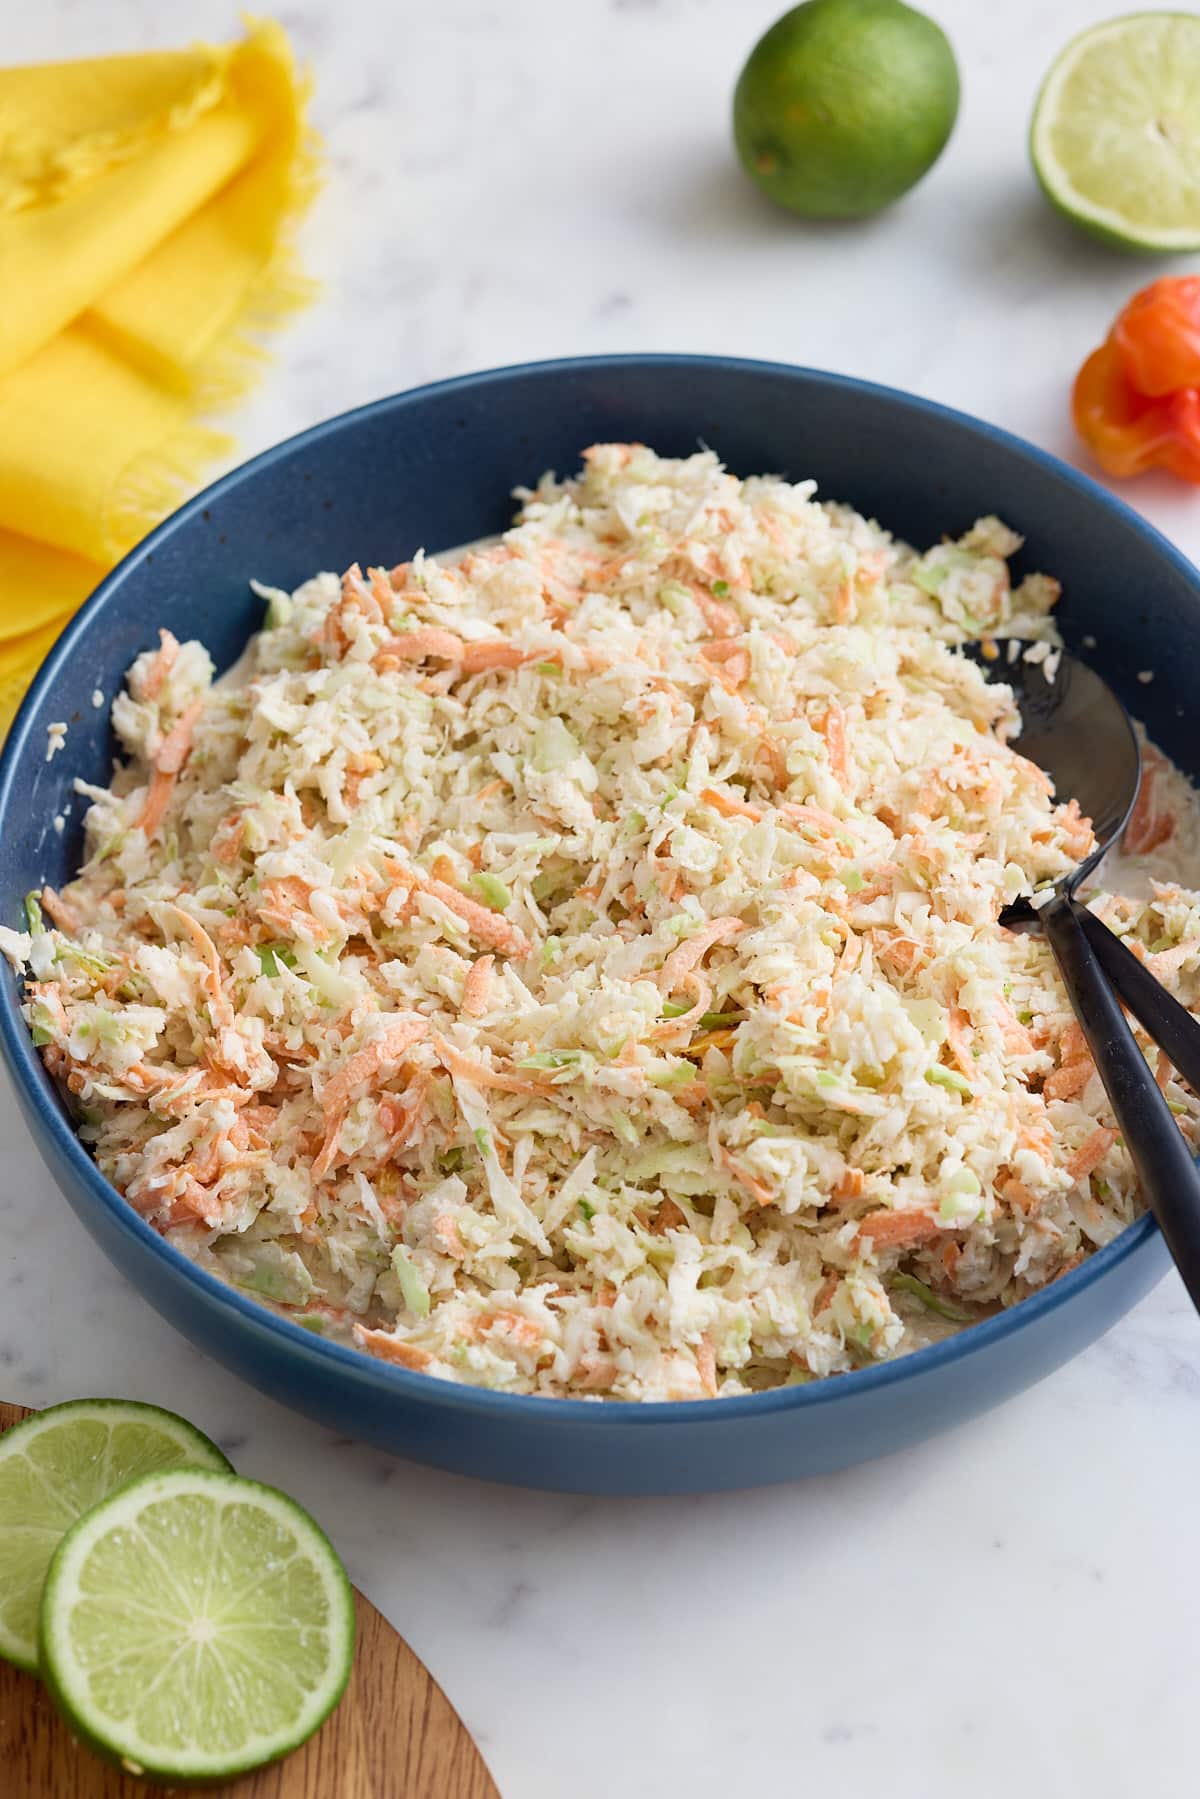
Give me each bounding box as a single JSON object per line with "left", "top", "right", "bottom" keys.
{"left": 6, "top": 2, "right": 1200, "bottom": 1794}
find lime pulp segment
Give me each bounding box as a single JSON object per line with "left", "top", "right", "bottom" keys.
{"left": 38, "top": 1467, "right": 355, "bottom": 1783}
{"left": 1031, "top": 12, "right": 1200, "bottom": 250}
{"left": 0, "top": 1398, "right": 232, "bottom": 1673}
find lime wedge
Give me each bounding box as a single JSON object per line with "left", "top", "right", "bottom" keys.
{"left": 38, "top": 1467, "right": 355, "bottom": 1783}
{"left": 0, "top": 1399, "right": 231, "bottom": 1673}
{"left": 1031, "top": 13, "right": 1200, "bottom": 252}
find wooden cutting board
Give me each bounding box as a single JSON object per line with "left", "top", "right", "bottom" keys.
{"left": 0, "top": 1403, "right": 499, "bottom": 1798}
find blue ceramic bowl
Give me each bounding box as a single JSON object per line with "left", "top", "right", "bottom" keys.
{"left": 1, "top": 356, "right": 1194, "bottom": 1494}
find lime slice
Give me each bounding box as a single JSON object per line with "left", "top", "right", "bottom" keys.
{"left": 38, "top": 1467, "right": 355, "bottom": 1783}
{"left": 1031, "top": 12, "right": 1200, "bottom": 252}
{"left": 0, "top": 1399, "right": 232, "bottom": 1673}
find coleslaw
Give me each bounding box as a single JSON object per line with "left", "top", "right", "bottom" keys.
{"left": 6, "top": 444, "right": 1199, "bottom": 1400}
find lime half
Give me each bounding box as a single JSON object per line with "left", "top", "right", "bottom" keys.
{"left": 38, "top": 1467, "right": 355, "bottom": 1783}
{"left": 1031, "top": 12, "right": 1200, "bottom": 252}
{"left": 0, "top": 1399, "right": 231, "bottom": 1673}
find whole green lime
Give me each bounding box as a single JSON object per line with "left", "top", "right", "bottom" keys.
{"left": 733, "top": 0, "right": 960, "bottom": 219}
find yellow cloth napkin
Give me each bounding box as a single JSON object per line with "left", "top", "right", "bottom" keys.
{"left": 0, "top": 18, "right": 320, "bottom": 732}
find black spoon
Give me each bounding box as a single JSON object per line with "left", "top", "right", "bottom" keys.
{"left": 966, "top": 641, "right": 1200, "bottom": 1313}
{"left": 975, "top": 646, "right": 1200, "bottom": 1092}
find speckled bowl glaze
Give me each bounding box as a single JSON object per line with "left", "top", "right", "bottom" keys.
{"left": 1, "top": 357, "right": 1192, "bottom": 1494}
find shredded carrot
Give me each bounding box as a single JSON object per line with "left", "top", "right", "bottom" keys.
{"left": 434, "top": 1035, "right": 550, "bottom": 1095}
{"left": 488, "top": 1311, "right": 543, "bottom": 1348}
{"left": 873, "top": 932, "right": 919, "bottom": 975}
{"left": 1044, "top": 1058, "right": 1094, "bottom": 1101}
{"left": 1001, "top": 1176, "right": 1040, "bottom": 1214}
{"left": 994, "top": 1000, "right": 1034, "bottom": 1055}
{"left": 857, "top": 1208, "right": 942, "bottom": 1248}
{"left": 167, "top": 905, "right": 233, "bottom": 1029}
{"left": 718, "top": 1148, "right": 773, "bottom": 1207}
{"left": 139, "top": 697, "right": 205, "bottom": 835}
{"left": 162, "top": 1192, "right": 222, "bottom": 1230}
{"left": 1126, "top": 746, "right": 1175, "bottom": 854}
{"left": 313, "top": 1015, "right": 429, "bottom": 1179}
{"left": 419, "top": 874, "right": 531, "bottom": 957}
{"left": 650, "top": 971, "right": 712, "bottom": 1039}
{"left": 460, "top": 641, "right": 530, "bottom": 674}
{"left": 1056, "top": 796, "right": 1095, "bottom": 858}
{"left": 843, "top": 867, "right": 898, "bottom": 909}
{"left": 818, "top": 702, "right": 849, "bottom": 788}
{"left": 256, "top": 875, "right": 335, "bottom": 943}
{"left": 659, "top": 916, "right": 744, "bottom": 993}
{"left": 836, "top": 930, "right": 862, "bottom": 979}
{"left": 577, "top": 1357, "right": 617, "bottom": 1391}
{"left": 690, "top": 583, "right": 739, "bottom": 638}
{"left": 340, "top": 563, "right": 386, "bottom": 625}
{"left": 697, "top": 636, "right": 748, "bottom": 663}
{"left": 210, "top": 811, "right": 246, "bottom": 867}
{"left": 321, "top": 1015, "right": 430, "bottom": 1119}
{"left": 755, "top": 733, "right": 788, "bottom": 789}
{"left": 698, "top": 641, "right": 751, "bottom": 691}
{"left": 433, "top": 1213, "right": 467, "bottom": 1257}
{"left": 141, "top": 629, "right": 179, "bottom": 700}
{"left": 460, "top": 954, "right": 494, "bottom": 1017}
{"left": 813, "top": 1273, "right": 839, "bottom": 1315}
{"left": 355, "top": 1328, "right": 433, "bottom": 1370}
{"left": 947, "top": 1008, "right": 976, "bottom": 1079}
{"left": 365, "top": 565, "right": 396, "bottom": 611}
{"left": 1067, "top": 1126, "right": 1117, "bottom": 1182}
{"left": 701, "top": 785, "right": 762, "bottom": 822}
{"left": 155, "top": 698, "right": 206, "bottom": 775}
{"left": 375, "top": 627, "right": 466, "bottom": 667}
{"left": 696, "top": 1334, "right": 719, "bottom": 1397}
{"left": 39, "top": 886, "right": 80, "bottom": 933}
{"left": 1150, "top": 938, "right": 1200, "bottom": 976}
{"left": 778, "top": 800, "right": 851, "bottom": 838}
{"left": 1018, "top": 1123, "right": 1053, "bottom": 1157}
{"left": 27, "top": 981, "right": 69, "bottom": 1035}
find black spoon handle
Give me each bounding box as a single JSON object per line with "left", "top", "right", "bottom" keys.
{"left": 1041, "top": 893, "right": 1200, "bottom": 1315}
{"left": 1070, "top": 900, "right": 1200, "bottom": 1096}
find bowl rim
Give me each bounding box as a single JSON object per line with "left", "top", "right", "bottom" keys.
{"left": 0, "top": 351, "right": 1175, "bottom": 1426}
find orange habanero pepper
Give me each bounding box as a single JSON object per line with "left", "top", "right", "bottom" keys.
{"left": 1112, "top": 276, "right": 1200, "bottom": 397}
{"left": 1073, "top": 277, "right": 1200, "bottom": 484}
